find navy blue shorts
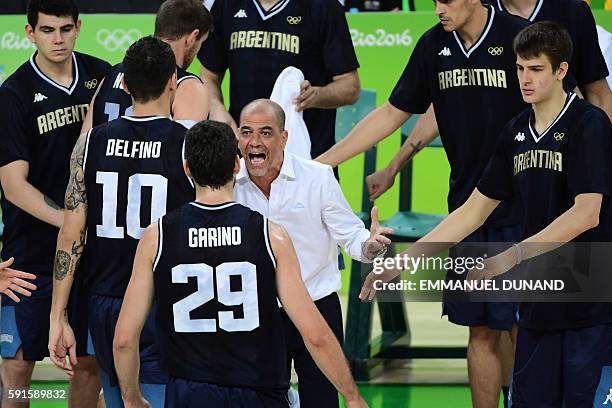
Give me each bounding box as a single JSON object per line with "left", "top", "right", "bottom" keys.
{"left": 165, "top": 377, "right": 288, "bottom": 408}
{"left": 442, "top": 224, "right": 522, "bottom": 331}
{"left": 0, "top": 273, "right": 91, "bottom": 361}
{"left": 88, "top": 294, "right": 168, "bottom": 408}
{"left": 511, "top": 324, "right": 612, "bottom": 408}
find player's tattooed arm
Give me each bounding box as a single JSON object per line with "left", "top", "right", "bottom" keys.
{"left": 53, "top": 250, "right": 71, "bottom": 281}
{"left": 388, "top": 104, "right": 438, "bottom": 174}
{"left": 53, "top": 231, "right": 85, "bottom": 282}
{"left": 50, "top": 133, "right": 89, "bottom": 326}
{"left": 65, "top": 133, "right": 88, "bottom": 211}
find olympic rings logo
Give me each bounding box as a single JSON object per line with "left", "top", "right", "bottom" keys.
{"left": 287, "top": 16, "right": 302, "bottom": 25}
{"left": 488, "top": 46, "right": 503, "bottom": 56}
{"left": 553, "top": 132, "right": 565, "bottom": 141}
{"left": 84, "top": 79, "right": 98, "bottom": 89}
{"left": 96, "top": 29, "right": 142, "bottom": 52}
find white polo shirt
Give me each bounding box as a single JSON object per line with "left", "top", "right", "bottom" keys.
{"left": 235, "top": 153, "right": 370, "bottom": 301}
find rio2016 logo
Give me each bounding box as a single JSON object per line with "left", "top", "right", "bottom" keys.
{"left": 1, "top": 32, "right": 36, "bottom": 50}
{"left": 350, "top": 28, "right": 413, "bottom": 47}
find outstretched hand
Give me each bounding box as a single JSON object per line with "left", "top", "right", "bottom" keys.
{"left": 363, "top": 207, "right": 393, "bottom": 261}
{"left": 0, "top": 257, "right": 37, "bottom": 302}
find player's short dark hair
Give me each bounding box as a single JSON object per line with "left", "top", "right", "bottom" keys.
{"left": 185, "top": 121, "right": 238, "bottom": 190}
{"left": 513, "top": 21, "right": 573, "bottom": 72}
{"left": 154, "top": 0, "right": 214, "bottom": 41}
{"left": 123, "top": 36, "right": 176, "bottom": 103}
{"left": 27, "top": 0, "right": 79, "bottom": 29}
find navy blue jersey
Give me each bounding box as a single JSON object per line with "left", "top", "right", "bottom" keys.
{"left": 0, "top": 52, "right": 110, "bottom": 274}
{"left": 153, "top": 202, "right": 288, "bottom": 395}
{"left": 82, "top": 116, "right": 194, "bottom": 297}
{"left": 478, "top": 94, "right": 612, "bottom": 330}
{"left": 91, "top": 63, "right": 202, "bottom": 127}
{"left": 389, "top": 5, "right": 529, "bottom": 227}
{"left": 198, "top": 0, "right": 359, "bottom": 158}
{"left": 494, "top": 0, "right": 609, "bottom": 89}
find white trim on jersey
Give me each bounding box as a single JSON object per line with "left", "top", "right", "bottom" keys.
{"left": 203, "top": 0, "right": 215, "bottom": 11}
{"left": 496, "top": 0, "right": 543, "bottom": 22}
{"left": 29, "top": 52, "right": 79, "bottom": 95}
{"left": 175, "top": 119, "right": 197, "bottom": 129}
{"left": 453, "top": 5, "right": 495, "bottom": 59}
{"left": 263, "top": 217, "right": 277, "bottom": 269}
{"left": 251, "top": 0, "right": 291, "bottom": 21}
{"left": 189, "top": 201, "right": 238, "bottom": 210}
{"left": 527, "top": 0, "right": 544, "bottom": 21}
{"left": 121, "top": 115, "right": 168, "bottom": 122}
{"left": 153, "top": 218, "right": 164, "bottom": 271}
{"left": 82, "top": 128, "right": 94, "bottom": 174}
{"left": 528, "top": 92, "right": 577, "bottom": 143}
{"left": 177, "top": 75, "right": 200, "bottom": 86}
{"left": 181, "top": 139, "right": 196, "bottom": 188}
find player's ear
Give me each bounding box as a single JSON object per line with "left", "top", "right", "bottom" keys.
{"left": 25, "top": 24, "right": 35, "bottom": 43}
{"left": 557, "top": 61, "right": 569, "bottom": 82}
{"left": 74, "top": 19, "right": 81, "bottom": 37}
{"left": 120, "top": 78, "right": 130, "bottom": 95}
{"left": 183, "top": 160, "right": 193, "bottom": 179}
{"left": 187, "top": 29, "right": 200, "bottom": 46}
{"left": 234, "top": 155, "right": 240, "bottom": 175}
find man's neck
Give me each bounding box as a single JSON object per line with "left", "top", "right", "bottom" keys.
{"left": 533, "top": 86, "right": 568, "bottom": 134}
{"left": 195, "top": 184, "right": 235, "bottom": 206}
{"left": 251, "top": 170, "right": 280, "bottom": 199}
{"left": 131, "top": 96, "right": 172, "bottom": 118}
{"left": 456, "top": 4, "right": 489, "bottom": 49}
{"left": 258, "top": 0, "right": 281, "bottom": 11}
{"left": 501, "top": 0, "right": 538, "bottom": 19}
{"left": 166, "top": 40, "right": 185, "bottom": 70}
{"left": 35, "top": 52, "right": 73, "bottom": 87}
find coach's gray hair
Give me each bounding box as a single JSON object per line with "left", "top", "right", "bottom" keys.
{"left": 240, "top": 99, "right": 286, "bottom": 130}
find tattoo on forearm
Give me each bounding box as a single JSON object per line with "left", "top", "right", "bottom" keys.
{"left": 54, "top": 250, "right": 71, "bottom": 281}
{"left": 44, "top": 195, "right": 62, "bottom": 211}
{"left": 65, "top": 135, "right": 88, "bottom": 211}
{"left": 406, "top": 141, "right": 422, "bottom": 161}
{"left": 71, "top": 230, "right": 86, "bottom": 271}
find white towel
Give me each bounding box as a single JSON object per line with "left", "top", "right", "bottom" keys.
{"left": 270, "top": 66, "right": 312, "bottom": 159}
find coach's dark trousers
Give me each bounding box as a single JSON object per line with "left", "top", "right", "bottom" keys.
{"left": 281, "top": 292, "right": 344, "bottom": 408}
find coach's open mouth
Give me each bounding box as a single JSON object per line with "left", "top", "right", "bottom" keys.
{"left": 248, "top": 153, "right": 267, "bottom": 165}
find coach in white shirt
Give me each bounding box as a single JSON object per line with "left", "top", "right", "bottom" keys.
{"left": 234, "top": 99, "right": 390, "bottom": 407}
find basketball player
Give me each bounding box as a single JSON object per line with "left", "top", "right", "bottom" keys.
{"left": 494, "top": 0, "right": 612, "bottom": 117}
{"left": 0, "top": 0, "right": 109, "bottom": 406}
{"left": 113, "top": 120, "right": 368, "bottom": 408}
{"left": 317, "top": 1, "right": 529, "bottom": 406}
{"left": 366, "top": 0, "right": 612, "bottom": 204}
{"left": 199, "top": 0, "right": 360, "bottom": 159}
{"left": 361, "top": 21, "right": 612, "bottom": 408}
{"left": 48, "top": 37, "right": 194, "bottom": 408}
{"left": 81, "top": 0, "right": 212, "bottom": 132}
